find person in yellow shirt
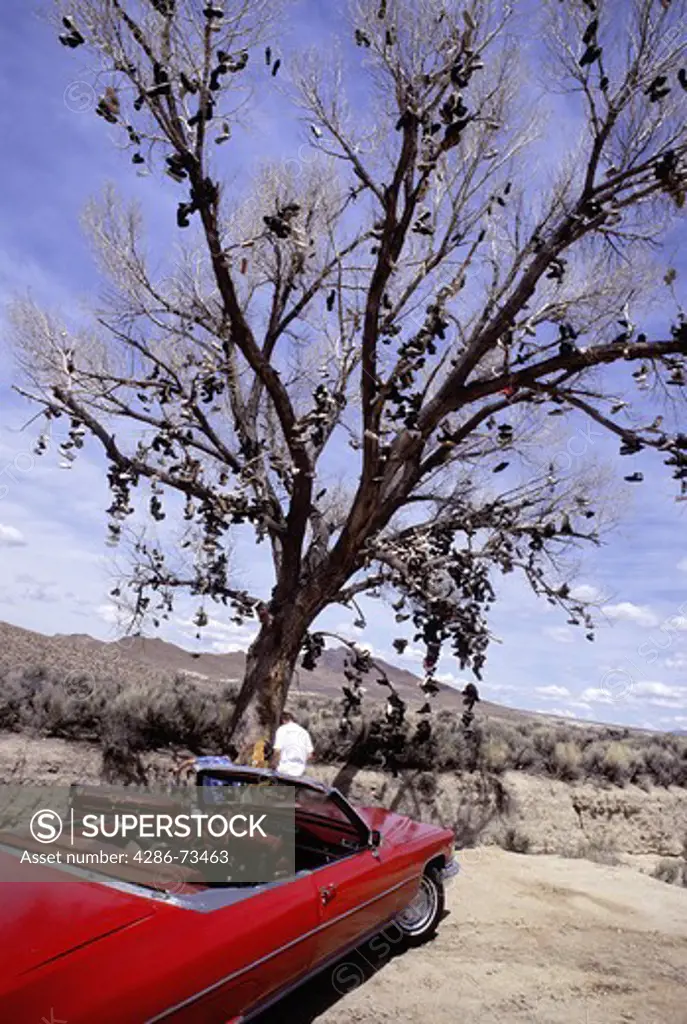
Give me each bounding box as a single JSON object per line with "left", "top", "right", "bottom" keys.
{"left": 242, "top": 737, "right": 274, "bottom": 768}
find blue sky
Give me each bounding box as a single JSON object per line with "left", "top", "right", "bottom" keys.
{"left": 1, "top": 0, "right": 687, "bottom": 733}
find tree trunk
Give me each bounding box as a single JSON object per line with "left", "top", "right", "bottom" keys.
{"left": 228, "top": 607, "right": 308, "bottom": 755}
{"left": 227, "top": 558, "right": 356, "bottom": 760}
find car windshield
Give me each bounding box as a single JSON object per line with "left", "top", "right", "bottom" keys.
{"left": 196, "top": 769, "right": 367, "bottom": 841}
{"left": 292, "top": 787, "right": 351, "bottom": 822}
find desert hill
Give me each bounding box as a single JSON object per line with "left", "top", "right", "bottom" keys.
{"left": 0, "top": 617, "right": 521, "bottom": 721}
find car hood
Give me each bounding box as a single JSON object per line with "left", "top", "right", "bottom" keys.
{"left": 0, "top": 850, "right": 156, "bottom": 979}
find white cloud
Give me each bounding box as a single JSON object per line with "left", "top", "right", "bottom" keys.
{"left": 534, "top": 684, "right": 572, "bottom": 699}
{"left": 96, "top": 603, "right": 121, "bottom": 625}
{"left": 580, "top": 687, "right": 615, "bottom": 704}
{"left": 632, "top": 682, "right": 687, "bottom": 709}
{"left": 633, "top": 681, "right": 685, "bottom": 699}
{"left": 177, "top": 615, "right": 258, "bottom": 652}
{"left": 0, "top": 523, "right": 26, "bottom": 547}
{"left": 332, "top": 620, "right": 366, "bottom": 638}
{"left": 602, "top": 602, "right": 659, "bottom": 628}
{"left": 536, "top": 707, "right": 576, "bottom": 719}
{"left": 354, "top": 641, "right": 376, "bottom": 656}
{"left": 569, "top": 584, "right": 605, "bottom": 603}
{"left": 568, "top": 700, "right": 593, "bottom": 711}
{"left": 206, "top": 642, "right": 244, "bottom": 663}
{"left": 483, "top": 681, "right": 518, "bottom": 694}
{"left": 398, "top": 645, "right": 425, "bottom": 663}
{"left": 677, "top": 558, "right": 687, "bottom": 573}
{"left": 435, "top": 672, "right": 471, "bottom": 690}
{"left": 665, "top": 653, "right": 687, "bottom": 670}
{"left": 581, "top": 680, "right": 687, "bottom": 710}
{"left": 662, "top": 615, "right": 687, "bottom": 633}
{"left": 543, "top": 626, "right": 575, "bottom": 644}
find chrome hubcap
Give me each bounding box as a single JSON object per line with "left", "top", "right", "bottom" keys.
{"left": 397, "top": 875, "right": 437, "bottom": 935}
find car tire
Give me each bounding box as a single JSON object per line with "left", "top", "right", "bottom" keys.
{"left": 395, "top": 866, "right": 445, "bottom": 946}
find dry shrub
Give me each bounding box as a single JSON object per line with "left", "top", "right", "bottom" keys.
{"left": 562, "top": 838, "right": 620, "bottom": 865}
{"left": 0, "top": 661, "right": 238, "bottom": 765}
{"left": 416, "top": 772, "right": 439, "bottom": 800}
{"left": 500, "top": 827, "right": 531, "bottom": 854}
{"left": 582, "top": 740, "right": 640, "bottom": 786}
{"left": 552, "top": 741, "right": 582, "bottom": 781}
{"left": 480, "top": 739, "right": 510, "bottom": 774}
{"left": 0, "top": 666, "right": 110, "bottom": 738}
{"left": 2, "top": 640, "right": 687, "bottom": 790}
{"left": 651, "top": 859, "right": 687, "bottom": 887}
{"left": 643, "top": 741, "right": 686, "bottom": 788}
{"left": 601, "top": 741, "right": 634, "bottom": 785}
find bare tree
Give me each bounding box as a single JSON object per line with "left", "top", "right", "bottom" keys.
{"left": 9, "top": 0, "right": 687, "bottom": 749}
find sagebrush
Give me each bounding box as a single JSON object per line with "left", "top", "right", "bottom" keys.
{"left": 1, "top": 659, "right": 686, "bottom": 788}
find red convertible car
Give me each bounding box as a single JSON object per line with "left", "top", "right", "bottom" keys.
{"left": 0, "top": 766, "right": 458, "bottom": 1023}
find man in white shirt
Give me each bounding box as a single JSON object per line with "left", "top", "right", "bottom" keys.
{"left": 272, "top": 712, "right": 314, "bottom": 778}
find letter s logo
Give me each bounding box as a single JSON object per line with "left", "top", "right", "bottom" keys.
{"left": 29, "top": 809, "right": 63, "bottom": 844}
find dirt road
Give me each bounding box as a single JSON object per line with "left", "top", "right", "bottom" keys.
{"left": 258, "top": 848, "right": 687, "bottom": 1024}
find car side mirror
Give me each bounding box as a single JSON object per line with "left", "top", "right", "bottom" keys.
{"left": 369, "top": 829, "right": 381, "bottom": 849}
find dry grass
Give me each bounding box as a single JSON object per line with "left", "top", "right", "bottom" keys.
{"left": 652, "top": 858, "right": 687, "bottom": 887}
{"left": 651, "top": 835, "right": 687, "bottom": 887}
{"left": 498, "top": 827, "right": 532, "bottom": 854}
{"left": 558, "top": 837, "right": 621, "bottom": 866}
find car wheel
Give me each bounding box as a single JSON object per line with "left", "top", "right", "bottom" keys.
{"left": 395, "top": 867, "right": 444, "bottom": 946}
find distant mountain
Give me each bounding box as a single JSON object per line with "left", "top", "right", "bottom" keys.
{"left": 109, "top": 630, "right": 476, "bottom": 711}
{"left": 111, "top": 634, "right": 246, "bottom": 683}
{"left": 0, "top": 617, "right": 524, "bottom": 720}
{"left": 1, "top": 619, "right": 667, "bottom": 733}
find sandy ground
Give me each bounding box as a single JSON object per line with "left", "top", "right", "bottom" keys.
{"left": 258, "top": 848, "right": 687, "bottom": 1024}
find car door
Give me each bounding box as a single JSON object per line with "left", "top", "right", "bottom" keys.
{"left": 311, "top": 846, "right": 415, "bottom": 967}
{"left": 295, "top": 791, "right": 419, "bottom": 970}
{"left": 165, "top": 872, "right": 321, "bottom": 1022}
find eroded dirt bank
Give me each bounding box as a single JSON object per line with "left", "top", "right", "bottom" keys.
{"left": 308, "top": 764, "right": 687, "bottom": 863}
{"left": 1, "top": 735, "right": 686, "bottom": 865}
